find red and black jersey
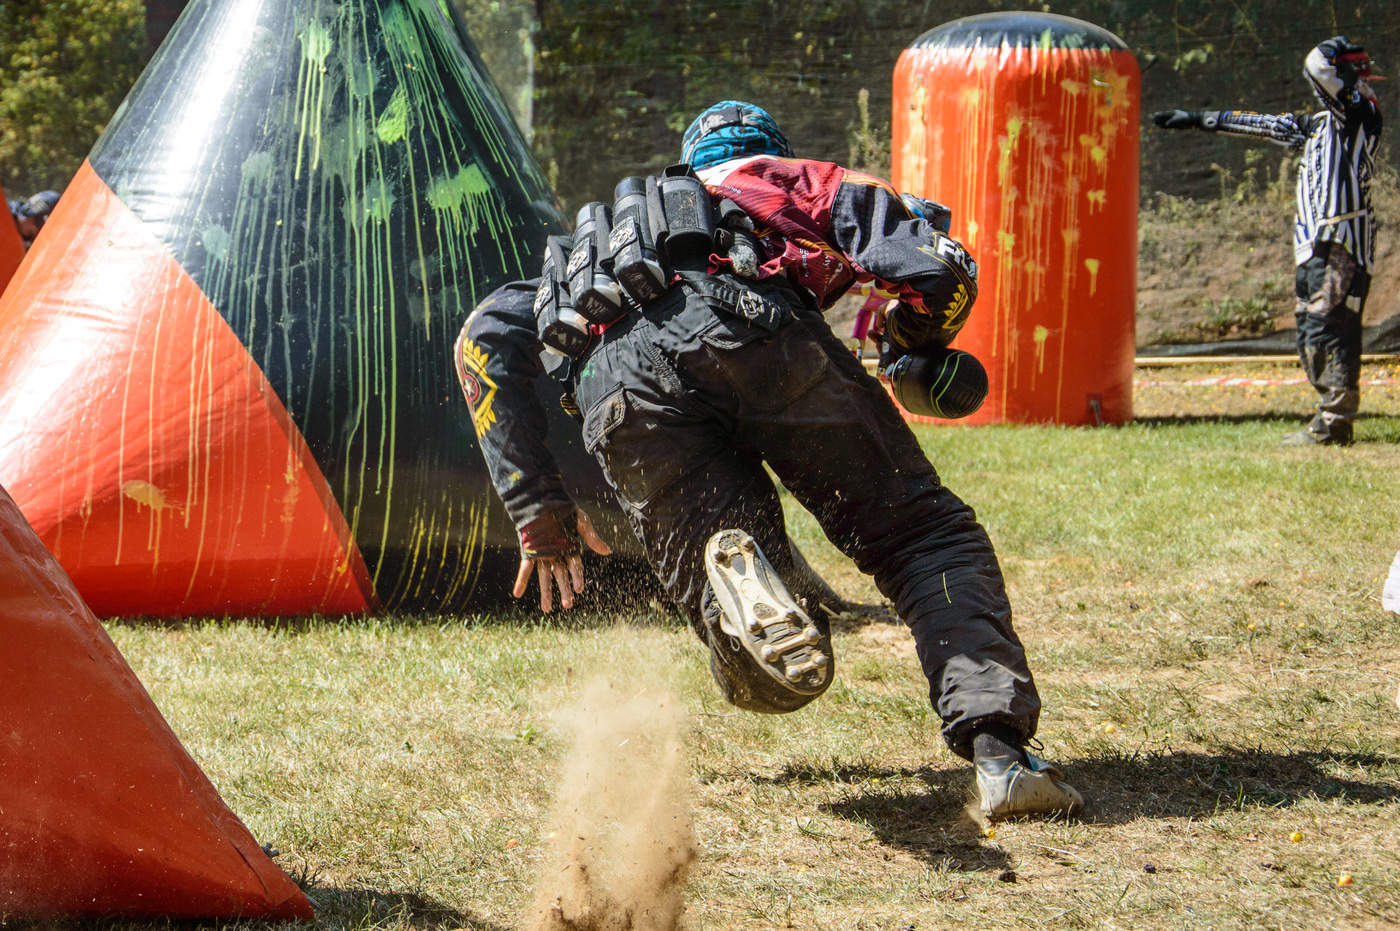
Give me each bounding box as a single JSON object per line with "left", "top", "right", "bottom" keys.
{"left": 697, "top": 154, "right": 978, "bottom": 343}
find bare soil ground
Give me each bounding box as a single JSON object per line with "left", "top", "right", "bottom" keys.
{"left": 1137, "top": 191, "right": 1400, "bottom": 349}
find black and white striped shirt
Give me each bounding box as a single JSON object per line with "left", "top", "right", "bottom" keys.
{"left": 1206, "top": 94, "right": 1381, "bottom": 269}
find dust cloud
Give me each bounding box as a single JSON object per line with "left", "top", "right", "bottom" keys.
{"left": 526, "top": 677, "right": 698, "bottom": 931}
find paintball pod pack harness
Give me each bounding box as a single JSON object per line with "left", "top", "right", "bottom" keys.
{"left": 533, "top": 164, "right": 763, "bottom": 358}
{"left": 533, "top": 169, "right": 988, "bottom": 420}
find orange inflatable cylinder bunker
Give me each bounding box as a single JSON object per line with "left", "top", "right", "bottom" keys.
{"left": 892, "top": 12, "right": 1138, "bottom": 425}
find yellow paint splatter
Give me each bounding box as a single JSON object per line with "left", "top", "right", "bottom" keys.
{"left": 281, "top": 459, "right": 302, "bottom": 527}
{"left": 122, "top": 480, "right": 180, "bottom": 514}
{"left": 1086, "top": 189, "right": 1106, "bottom": 211}
{"left": 1033, "top": 325, "right": 1050, "bottom": 373}
{"left": 1084, "top": 258, "right": 1101, "bottom": 295}
{"left": 1095, "top": 68, "right": 1132, "bottom": 112}
{"left": 1077, "top": 132, "right": 1108, "bottom": 169}
{"left": 997, "top": 117, "right": 1025, "bottom": 186}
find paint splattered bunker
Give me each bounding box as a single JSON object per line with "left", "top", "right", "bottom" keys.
{"left": 892, "top": 12, "right": 1139, "bottom": 425}
{"left": 0, "top": 0, "right": 602, "bottom": 616}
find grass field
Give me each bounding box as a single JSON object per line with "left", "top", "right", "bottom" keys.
{"left": 77, "top": 361, "right": 1400, "bottom": 931}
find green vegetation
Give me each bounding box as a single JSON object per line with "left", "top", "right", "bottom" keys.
{"left": 0, "top": 0, "right": 145, "bottom": 195}
{"left": 86, "top": 368, "right": 1400, "bottom": 929}
{"left": 1197, "top": 293, "right": 1279, "bottom": 339}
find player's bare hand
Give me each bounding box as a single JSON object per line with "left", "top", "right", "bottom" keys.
{"left": 513, "top": 510, "right": 612, "bottom": 612}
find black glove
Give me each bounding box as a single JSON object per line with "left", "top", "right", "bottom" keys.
{"left": 715, "top": 197, "right": 760, "bottom": 279}
{"left": 1151, "top": 109, "right": 1201, "bottom": 129}
{"left": 883, "top": 302, "right": 946, "bottom": 355}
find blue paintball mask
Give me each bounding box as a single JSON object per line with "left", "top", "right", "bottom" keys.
{"left": 17, "top": 190, "right": 59, "bottom": 221}
{"left": 681, "top": 100, "right": 793, "bottom": 170}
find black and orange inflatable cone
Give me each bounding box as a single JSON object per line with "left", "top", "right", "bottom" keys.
{"left": 0, "top": 0, "right": 568, "bottom": 616}
{"left": 0, "top": 484, "right": 312, "bottom": 919}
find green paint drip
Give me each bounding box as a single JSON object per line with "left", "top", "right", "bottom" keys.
{"left": 184, "top": 0, "right": 552, "bottom": 607}
{"left": 426, "top": 163, "right": 491, "bottom": 212}
{"left": 376, "top": 87, "right": 409, "bottom": 144}
{"left": 424, "top": 161, "right": 522, "bottom": 313}
{"left": 201, "top": 224, "right": 231, "bottom": 263}
{"left": 294, "top": 17, "right": 332, "bottom": 178}
{"left": 363, "top": 177, "right": 395, "bottom": 226}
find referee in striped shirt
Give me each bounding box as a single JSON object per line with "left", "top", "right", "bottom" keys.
{"left": 1152, "top": 36, "right": 1383, "bottom": 446}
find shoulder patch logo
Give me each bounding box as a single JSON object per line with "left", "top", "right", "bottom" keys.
{"left": 454, "top": 336, "right": 499, "bottom": 438}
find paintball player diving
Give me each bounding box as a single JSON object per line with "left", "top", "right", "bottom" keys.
{"left": 1153, "top": 36, "right": 1384, "bottom": 446}
{"left": 455, "top": 100, "right": 1082, "bottom": 821}
{"left": 7, "top": 190, "right": 59, "bottom": 249}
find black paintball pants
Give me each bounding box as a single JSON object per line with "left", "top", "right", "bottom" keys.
{"left": 1294, "top": 244, "right": 1368, "bottom": 443}
{"left": 571, "top": 281, "right": 1040, "bottom": 758}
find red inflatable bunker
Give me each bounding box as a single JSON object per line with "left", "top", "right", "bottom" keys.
{"left": 0, "top": 483, "right": 311, "bottom": 919}
{"left": 892, "top": 12, "right": 1139, "bottom": 425}
{"left": 0, "top": 183, "right": 23, "bottom": 293}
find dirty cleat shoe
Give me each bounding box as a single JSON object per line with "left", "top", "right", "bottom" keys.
{"left": 1281, "top": 430, "right": 1326, "bottom": 446}
{"left": 703, "top": 529, "right": 834, "bottom": 713}
{"left": 977, "top": 752, "right": 1084, "bottom": 821}
{"left": 1281, "top": 426, "right": 1350, "bottom": 446}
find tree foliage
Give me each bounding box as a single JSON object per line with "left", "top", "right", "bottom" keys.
{"left": 0, "top": 0, "right": 145, "bottom": 196}
{"left": 455, "top": 0, "right": 536, "bottom": 136}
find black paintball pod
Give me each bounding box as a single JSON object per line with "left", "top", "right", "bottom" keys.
{"left": 899, "top": 193, "right": 953, "bottom": 234}
{"left": 609, "top": 176, "right": 669, "bottom": 303}
{"left": 715, "top": 197, "right": 761, "bottom": 279}
{"left": 655, "top": 163, "right": 717, "bottom": 270}
{"left": 567, "top": 202, "right": 625, "bottom": 324}
{"left": 535, "top": 235, "right": 591, "bottom": 358}
{"left": 885, "top": 346, "right": 988, "bottom": 419}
